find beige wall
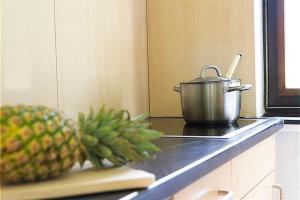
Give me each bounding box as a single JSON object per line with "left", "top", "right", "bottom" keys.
{"left": 1, "top": 0, "right": 58, "bottom": 108}
{"left": 2, "top": 0, "right": 263, "bottom": 118}
{"left": 1, "top": 0, "right": 148, "bottom": 119}
{"left": 54, "top": 0, "right": 148, "bottom": 118}
{"left": 147, "top": 0, "right": 259, "bottom": 117}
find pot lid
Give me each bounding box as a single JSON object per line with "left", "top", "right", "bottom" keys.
{"left": 184, "top": 65, "right": 233, "bottom": 83}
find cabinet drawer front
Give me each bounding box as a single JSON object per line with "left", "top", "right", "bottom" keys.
{"left": 241, "top": 171, "right": 275, "bottom": 200}
{"left": 232, "top": 136, "right": 275, "bottom": 199}
{"left": 172, "top": 162, "right": 231, "bottom": 200}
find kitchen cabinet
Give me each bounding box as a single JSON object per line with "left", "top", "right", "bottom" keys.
{"left": 241, "top": 171, "right": 275, "bottom": 200}
{"left": 275, "top": 125, "right": 300, "bottom": 200}
{"left": 231, "top": 135, "right": 275, "bottom": 199}
{"left": 1, "top": 0, "right": 58, "bottom": 108}
{"left": 171, "top": 162, "right": 231, "bottom": 200}
{"left": 171, "top": 136, "right": 276, "bottom": 200}
{"left": 54, "top": 0, "right": 149, "bottom": 118}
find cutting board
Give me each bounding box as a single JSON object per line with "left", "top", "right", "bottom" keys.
{"left": 1, "top": 162, "right": 155, "bottom": 200}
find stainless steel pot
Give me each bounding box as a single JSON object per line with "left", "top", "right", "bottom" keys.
{"left": 174, "top": 65, "right": 252, "bottom": 124}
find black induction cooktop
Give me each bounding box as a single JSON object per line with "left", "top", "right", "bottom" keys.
{"left": 149, "top": 118, "right": 268, "bottom": 139}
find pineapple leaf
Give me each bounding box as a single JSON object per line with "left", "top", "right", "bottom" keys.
{"left": 131, "top": 113, "right": 149, "bottom": 122}
{"left": 79, "top": 106, "right": 163, "bottom": 168}
{"left": 135, "top": 142, "right": 160, "bottom": 152}
{"left": 87, "top": 107, "right": 94, "bottom": 121}
{"left": 87, "top": 153, "right": 104, "bottom": 168}
{"left": 138, "top": 129, "right": 162, "bottom": 140}
{"left": 78, "top": 112, "right": 85, "bottom": 127}
{"left": 97, "top": 145, "right": 113, "bottom": 158}
{"left": 82, "top": 135, "right": 98, "bottom": 146}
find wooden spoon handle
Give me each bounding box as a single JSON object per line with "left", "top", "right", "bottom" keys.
{"left": 226, "top": 54, "right": 242, "bottom": 78}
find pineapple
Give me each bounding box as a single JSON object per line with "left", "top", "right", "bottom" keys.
{"left": 0, "top": 105, "right": 161, "bottom": 184}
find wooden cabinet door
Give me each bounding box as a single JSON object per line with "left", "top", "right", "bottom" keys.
{"left": 1, "top": 0, "right": 58, "bottom": 108}
{"left": 231, "top": 136, "right": 275, "bottom": 199}
{"left": 241, "top": 171, "right": 275, "bottom": 200}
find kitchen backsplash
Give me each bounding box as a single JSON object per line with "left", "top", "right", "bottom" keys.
{"left": 1, "top": 0, "right": 148, "bottom": 119}
{"left": 2, "top": 0, "right": 261, "bottom": 118}
{"left": 147, "top": 0, "right": 258, "bottom": 117}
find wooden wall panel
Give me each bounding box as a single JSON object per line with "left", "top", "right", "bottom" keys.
{"left": 147, "top": 0, "right": 256, "bottom": 117}
{"left": 55, "top": 0, "right": 148, "bottom": 118}
{"left": 1, "top": 0, "right": 58, "bottom": 108}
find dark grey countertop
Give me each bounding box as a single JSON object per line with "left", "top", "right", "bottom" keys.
{"left": 60, "top": 118, "right": 283, "bottom": 200}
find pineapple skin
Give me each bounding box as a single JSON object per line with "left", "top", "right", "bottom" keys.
{"left": 0, "top": 105, "right": 81, "bottom": 183}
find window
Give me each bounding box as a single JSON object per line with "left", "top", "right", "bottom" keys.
{"left": 264, "top": 0, "right": 300, "bottom": 116}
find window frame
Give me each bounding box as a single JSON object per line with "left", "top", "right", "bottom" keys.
{"left": 264, "top": 0, "right": 300, "bottom": 116}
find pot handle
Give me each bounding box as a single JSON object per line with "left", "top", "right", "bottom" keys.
{"left": 173, "top": 85, "right": 181, "bottom": 93}
{"left": 200, "top": 65, "right": 222, "bottom": 78}
{"left": 225, "top": 84, "right": 252, "bottom": 92}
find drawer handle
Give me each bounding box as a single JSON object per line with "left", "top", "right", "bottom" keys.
{"left": 191, "top": 189, "right": 233, "bottom": 200}
{"left": 273, "top": 184, "right": 284, "bottom": 200}
{"left": 217, "top": 190, "right": 233, "bottom": 200}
